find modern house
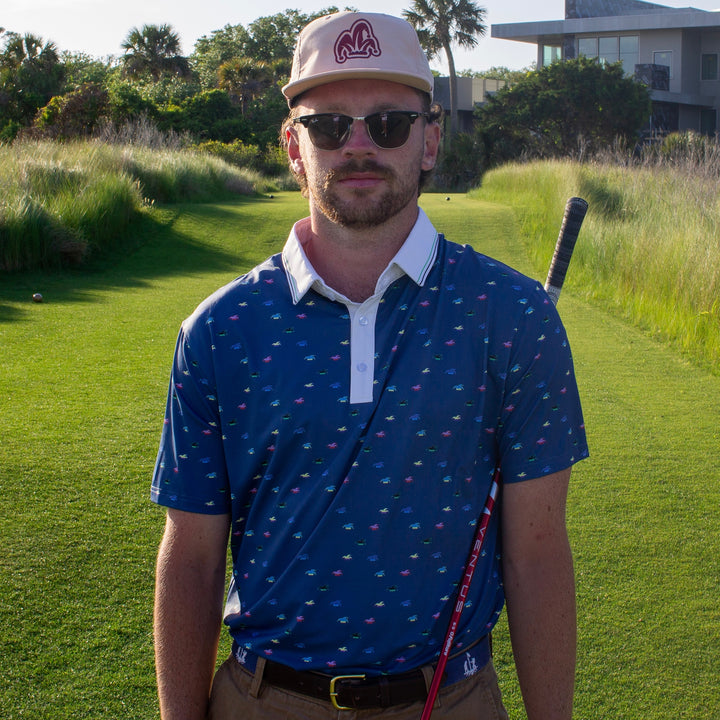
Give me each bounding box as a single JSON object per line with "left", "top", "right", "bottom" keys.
{"left": 433, "top": 77, "right": 508, "bottom": 133}
{"left": 492, "top": 0, "right": 720, "bottom": 135}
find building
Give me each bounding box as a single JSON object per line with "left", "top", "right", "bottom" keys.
{"left": 492, "top": 0, "right": 720, "bottom": 135}
{"left": 433, "top": 77, "right": 508, "bottom": 133}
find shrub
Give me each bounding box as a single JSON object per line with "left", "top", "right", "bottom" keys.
{"left": 195, "top": 139, "right": 288, "bottom": 177}
{"left": 34, "top": 83, "right": 109, "bottom": 139}
{"left": 434, "top": 132, "right": 485, "bottom": 190}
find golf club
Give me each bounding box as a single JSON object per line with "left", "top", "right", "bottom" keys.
{"left": 420, "top": 195, "right": 589, "bottom": 720}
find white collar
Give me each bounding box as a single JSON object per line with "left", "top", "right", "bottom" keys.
{"left": 281, "top": 208, "right": 440, "bottom": 305}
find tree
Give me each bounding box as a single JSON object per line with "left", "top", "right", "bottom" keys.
{"left": 475, "top": 56, "right": 652, "bottom": 168}
{"left": 0, "top": 32, "right": 65, "bottom": 129}
{"left": 121, "top": 24, "right": 190, "bottom": 81}
{"left": 459, "top": 64, "right": 535, "bottom": 83}
{"left": 191, "top": 24, "right": 251, "bottom": 90}
{"left": 190, "top": 9, "right": 338, "bottom": 91}
{"left": 60, "top": 51, "right": 112, "bottom": 89}
{"left": 403, "top": 0, "right": 487, "bottom": 135}
{"left": 217, "top": 58, "right": 272, "bottom": 114}
{"left": 244, "top": 8, "right": 340, "bottom": 63}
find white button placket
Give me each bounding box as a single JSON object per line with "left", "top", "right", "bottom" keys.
{"left": 348, "top": 304, "right": 379, "bottom": 404}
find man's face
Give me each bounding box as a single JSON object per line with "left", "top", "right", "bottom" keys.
{"left": 287, "top": 79, "right": 440, "bottom": 230}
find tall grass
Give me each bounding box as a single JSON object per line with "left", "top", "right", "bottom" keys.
{"left": 0, "top": 139, "right": 261, "bottom": 271}
{"left": 474, "top": 158, "right": 720, "bottom": 374}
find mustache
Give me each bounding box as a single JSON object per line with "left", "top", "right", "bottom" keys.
{"left": 325, "top": 159, "right": 394, "bottom": 183}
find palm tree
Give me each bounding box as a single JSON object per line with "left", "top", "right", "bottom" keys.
{"left": 0, "top": 32, "right": 64, "bottom": 124}
{"left": 0, "top": 32, "right": 59, "bottom": 70}
{"left": 217, "top": 57, "right": 272, "bottom": 115}
{"left": 403, "top": 0, "right": 487, "bottom": 135}
{"left": 121, "top": 24, "right": 190, "bottom": 80}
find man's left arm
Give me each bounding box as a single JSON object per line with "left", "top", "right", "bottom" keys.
{"left": 501, "top": 468, "right": 576, "bottom": 720}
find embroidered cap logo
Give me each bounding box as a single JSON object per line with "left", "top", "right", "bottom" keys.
{"left": 333, "top": 19, "right": 381, "bottom": 64}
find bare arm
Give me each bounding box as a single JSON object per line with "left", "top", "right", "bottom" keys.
{"left": 501, "top": 468, "right": 576, "bottom": 720}
{"left": 154, "top": 508, "right": 231, "bottom": 720}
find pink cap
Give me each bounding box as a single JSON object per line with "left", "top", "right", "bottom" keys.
{"left": 282, "top": 11, "right": 434, "bottom": 104}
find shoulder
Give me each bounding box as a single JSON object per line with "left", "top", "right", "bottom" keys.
{"left": 437, "top": 237, "right": 551, "bottom": 312}
{"left": 182, "top": 253, "right": 287, "bottom": 333}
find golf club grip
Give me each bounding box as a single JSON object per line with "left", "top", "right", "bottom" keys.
{"left": 545, "top": 197, "right": 588, "bottom": 306}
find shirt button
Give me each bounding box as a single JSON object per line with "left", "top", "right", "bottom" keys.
{"left": 357, "top": 362, "right": 368, "bottom": 372}
{"left": 359, "top": 316, "right": 369, "bottom": 326}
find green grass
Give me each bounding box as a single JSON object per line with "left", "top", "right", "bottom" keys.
{"left": 1, "top": 192, "right": 719, "bottom": 719}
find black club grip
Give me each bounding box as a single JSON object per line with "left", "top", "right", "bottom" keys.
{"left": 545, "top": 196, "right": 588, "bottom": 305}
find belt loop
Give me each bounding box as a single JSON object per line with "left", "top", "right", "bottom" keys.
{"left": 250, "top": 657, "right": 266, "bottom": 698}
{"left": 421, "top": 665, "right": 440, "bottom": 709}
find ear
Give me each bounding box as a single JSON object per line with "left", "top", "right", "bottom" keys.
{"left": 421, "top": 121, "right": 442, "bottom": 172}
{"left": 286, "top": 127, "right": 305, "bottom": 175}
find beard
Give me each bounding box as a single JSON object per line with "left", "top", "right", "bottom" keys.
{"left": 310, "top": 159, "right": 421, "bottom": 230}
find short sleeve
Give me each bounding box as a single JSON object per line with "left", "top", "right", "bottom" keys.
{"left": 495, "top": 285, "right": 588, "bottom": 482}
{"left": 151, "top": 315, "right": 231, "bottom": 514}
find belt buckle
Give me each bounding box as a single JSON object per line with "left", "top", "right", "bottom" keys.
{"left": 329, "top": 674, "right": 366, "bottom": 710}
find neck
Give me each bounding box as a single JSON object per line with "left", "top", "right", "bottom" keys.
{"left": 302, "top": 205, "right": 419, "bottom": 303}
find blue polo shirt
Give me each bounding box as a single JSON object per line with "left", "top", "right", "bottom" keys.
{"left": 151, "top": 209, "right": 588, "bottom": 675}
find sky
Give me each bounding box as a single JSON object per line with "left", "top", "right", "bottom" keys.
{"left": 3, "top": 0, "right": 720, "bottom": 73}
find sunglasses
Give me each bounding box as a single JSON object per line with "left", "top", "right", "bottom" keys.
{"left": 293, "top": 110, "right": 429, "bottom": 151}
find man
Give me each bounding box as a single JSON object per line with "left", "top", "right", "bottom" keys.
{"left": 151, "top": 11, "right": 588, "bottom": 720}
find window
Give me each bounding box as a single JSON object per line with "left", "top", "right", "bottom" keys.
{"left": 578, "top": 37, "right": 598, "bottom": 58}
{"left": 543, "top": 44, "right": 562, "bottom": 66}
{"left": 701, "top": 53, "right": 718, "bottom": 81}
{"left": 599, "top": 36, "right": 619, "bottom": 65}
{"left": 619, "top": 36, "right": 639, "bottom": 75}
{"left": 577, "top": 35, "right": 638, "bottom": 74}
{"left": 654, "top": 51, "right": 673, "bottom": 77}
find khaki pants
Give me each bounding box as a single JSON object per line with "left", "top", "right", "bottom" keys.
{"left": 208, "top": 655, "right": 509, "bottom": 720}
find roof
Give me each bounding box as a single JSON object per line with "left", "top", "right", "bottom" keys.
{"left": 492, "top": 0, "right": 720, "bottom": 44}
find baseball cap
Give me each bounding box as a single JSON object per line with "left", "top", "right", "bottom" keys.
{"left": 282, "top": 11, "right": 434, "bottom": 104}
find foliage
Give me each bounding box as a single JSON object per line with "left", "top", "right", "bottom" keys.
{"left": 475, "top": 157, "right": 720, "bottom": 373}
{"left": 104, "top": 79, "right": 157, "bottom": 126}
{"left": 177, "top": 89, "right": 246, "bottom": 142}
{"left": 34, "top": 83, "right": 109, "bottom": 138}
{"left": 459, "top": 64, "right": 535, "bottom": 83}
{"left": 189, "top": 8, "right": 339, "bottom": 90}
{"left": 0, "top": 32, "right": 65, "bottom": 132}
{"left": 191, "top": 24, "right": 252, "bottom": 90}
{"left": 195, "top": 138, "right": 288, "bottom": 178}
{"left": 217, "top": 57, "right": 272, "bottom": 114}
{"left": 59, "top": 51, "right": 112, "bottom": 87}
{"left": 404, "top": 0, "right": 487, "bottom": 134}
{"left": 0, "top": 139, "right": 261, "bottom": 271}
{"left": 121, "top": 24, "right": 190, "bottom": 81}
{"left": 476, "top": 57, "right": 652, "bottom": 167}
{"left": 244, "top": 9, "right": 331, "bottom": 63}
{"left": 433, "top": 131, "right": 484, "bottom": 190}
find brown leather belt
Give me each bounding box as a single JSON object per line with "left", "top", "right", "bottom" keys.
{"left": 262, "top": 661, "right": 428, "bottom": 710}
{"left": 233, "top": 635, "right": 491, "bottom": 710}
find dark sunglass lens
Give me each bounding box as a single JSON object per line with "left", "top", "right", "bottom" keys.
{"left": 308, "top": 115, "right": 352, "bottom": 150}
{"left": 367, "top": 112, "right": 413, "bottom": 149}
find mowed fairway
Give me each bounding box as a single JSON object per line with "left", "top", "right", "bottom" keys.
{"left": 1, "top": 192, "right": 718, "bottom": 719}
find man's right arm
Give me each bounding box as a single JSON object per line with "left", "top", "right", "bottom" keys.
{"left": 154, "top": 508, "right": 231, "bottom": 720}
